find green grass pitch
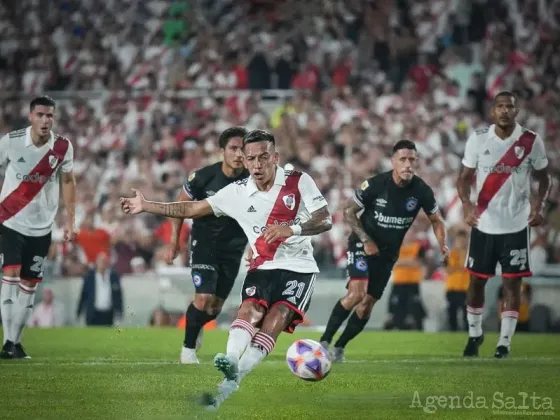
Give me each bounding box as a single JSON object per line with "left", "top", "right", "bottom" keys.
{"left": 0, "top": 328, "right": 558, "bottom": 420}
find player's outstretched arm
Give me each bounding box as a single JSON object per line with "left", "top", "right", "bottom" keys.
{"left": 120, "top": 189, "right": 214, "bottom": 219}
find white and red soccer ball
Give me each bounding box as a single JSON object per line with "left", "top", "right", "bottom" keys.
{"left": 286, "top": 339, "right": 331, "bottom": 381}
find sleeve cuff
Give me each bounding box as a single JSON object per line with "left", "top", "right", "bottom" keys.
{"left": 352, "top": 193, "right": 364, "bottom": 208}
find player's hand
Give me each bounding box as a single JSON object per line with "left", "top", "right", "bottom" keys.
{"left": 440, "top": 245, "right": 450, "bottom": 264}
{"left": 363, "top": 239, "right": 379, "bottom": 256}
{"left": 262, "top": 225, "right": 294, "bottom": 244}
{"left": 463, "top": 202, "right": 479, "bottom": 227}
{"left": 63, "top": 225, "right": 77, "bottom": 242}
{"left": 164, "top": 243, "right": 180, "bottom": 265}
{"left": 528, "top": 207, "right": 545, "bottom": 226}
{"left": 245, "top": 247, "right": 254, "bottom": 267}
{"left": 120, "top": 189, "right": 145, "bottom": 215}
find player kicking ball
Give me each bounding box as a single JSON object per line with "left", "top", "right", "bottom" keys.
{"left": 0, "top": 96, "right": 76, "bottom": 359}
{"left": 120, "top": 130, "right": 332, "bottom": 409}
{"left": 457, "top": 91, "right": 550, "bottom": 359}
{"left": 319, "top": 140, "right": 449, "bottom": 362}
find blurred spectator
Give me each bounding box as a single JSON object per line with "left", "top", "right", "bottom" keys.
{"left": 27, "top": 288, "right": 66, "bottom": 328}
{"left": 445, "top": 229, "right": 469, "bottom": 331}
{"left": 77, "top": 252, "right": 123, "bottom": 326}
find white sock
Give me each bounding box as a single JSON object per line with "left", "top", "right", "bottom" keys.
{"left": 226, "top": 319, "right": 255, "bottom": 363}
{"left": 498, "top": 310, "right": 518, "bottom": 349}
{"left": 466, "top": 305, "right": 484, "bottom": 337}
{"left": 1, "top": 277, "right": 20, "bottom": 344}
{"left": 13, "top": 283, "right": 37, "bottom": 344}
{"left": 238, "top": 332, "right": 275, "bottom": 382}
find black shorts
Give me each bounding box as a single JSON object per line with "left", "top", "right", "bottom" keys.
{"left": 0, "top": 224, "right": 51, "bottom": 282}
{"left": 190, "top": 245, "right": 244, "bottom": 300}
{"left": 346, "top": 239, "right": 397, "bottom": 299}
{"left": 466, "top": 227, "right": 531, "bottom": 279}
{"left": 241, "top": 269, "right": 317, "bottom": 333}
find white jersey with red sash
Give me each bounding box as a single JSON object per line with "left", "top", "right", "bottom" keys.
{"left": 461, "top": 123, "right": 548, "bottom": 234}
{"left": 206, "top": 166, "right": 327, "bottom": 273}
{"left": 0, "top": 127, "right": 74, "bottom": 237}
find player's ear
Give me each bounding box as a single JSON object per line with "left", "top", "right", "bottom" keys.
{"left": 273, "top": 151, "right": 279, "bottom": 164}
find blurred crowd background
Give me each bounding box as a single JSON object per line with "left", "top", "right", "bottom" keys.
{"left": 1, "top": 0, "right": 560, "bottom": 286}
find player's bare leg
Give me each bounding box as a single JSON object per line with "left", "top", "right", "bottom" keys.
{"left": 495, "top": 277, "right": 522, "bottom": 358}
{"left": 0, "top": 265, "right": 21, "bottom": 358}
{"left": 181, "top": 293, "right": 217, "bottom": 364}
{"left": 463, "top": 275, "right": 487, "bottom": 357}
{"left": 320, "top": 279, "right": 367, "bottom": 351}
{"left": 331, "top": 294, "right": 376, "bottom": 362}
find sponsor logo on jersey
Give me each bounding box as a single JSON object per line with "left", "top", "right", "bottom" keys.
{"left": 252, "top": 218, "right": 301, "bottom": 234}
{"left": 283, "top": 193, "right": 296, "bottom": 210}
{"left": 405, "top": 197, "right": 418, "bottom": 211}
{"left": 247, "top": 205, "right": 257, "bottom": 212}
{"left": 16, "top": 173, "right": 56, "bottom": 183}
{"left": 482, "top": 164, "right": 524, "bottom": 174}
{"left": 287, "top": 296, "right": 297, "bottom": 304}
{"left": 192, "top": 273, "right": 202, "bottom": 287}
{"left": 206, "top": 190, "right": 216, "bottom": 196}
{"left": 376, "top": 198, "right": 387, "bottom": 207}
{"left": 355, "top": 258, "right": 368, "bottom": 271}
{"left": 245, "top": 286, "right": 256, "bottom": 296}
{"left": 373, "top": 211, "right": 414, "bottom": 228}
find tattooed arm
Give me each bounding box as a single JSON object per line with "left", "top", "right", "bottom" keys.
{"left": 300, "top": 206, "right": 333, "bottom": 236}
{"left": 343, "top": 199, "right": 373, "bottom": 244}
{"left": 120, "top": 189, "right": 214, "bottom": 218}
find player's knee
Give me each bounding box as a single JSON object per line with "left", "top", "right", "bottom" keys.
{"left": 209, "top": 298, "right": 224, "bottom": 316}
{"left": 193, "top": 294, "right": 214, "bottom": 312}
{"left": 238, "top": 301, "right": 265, "bottom": 324}
{"left": 469, "top": 276, "right": 487, "bottom": 291}
{"left": 343, "top": 288, "right": 366, "bottom": 307}
{"left": 356, "top": 295, "right": 376, "bottom": 318}
{"left": 259, "top": 304, "right": 294, "bottom": 338}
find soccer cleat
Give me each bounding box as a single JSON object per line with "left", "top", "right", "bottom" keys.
{"left": 330, "top": 347, "right": 345, "bottom": 363}
{"left": 494, "top": 345, "right": 509, "bottom": 359}
{"left": 214, "top": 353, "right": 239, "bottom": 381}
{"left": 217, "top": 379, "right": 239, "bottom": 394}
{"left": 199, "top": 392, "right": 218, "bottom": 410}
{"left": 463, "top": 335, "right": 484, "bottom": 357}
{"left": 13, "top": 343, "right": 31, "bottom": 359}
{"left": 0, "top": 340, "right": 14, "bottom": 359}
{"left": 180, "top": 346, "right": 200, "bottom": 364}
{"left": 320, "top": 341, "right": 330, "bottom": 352}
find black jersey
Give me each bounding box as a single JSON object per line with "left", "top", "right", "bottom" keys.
{"left": 183, "top": 162, "right": 249, "bottom": 253}
{"left": 351, "top": 170, "right": 439, "bottom": 257}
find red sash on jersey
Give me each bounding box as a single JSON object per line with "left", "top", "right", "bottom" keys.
{"left": 249, "top": 171, "right": 302, "bottom": 271}
{"left": 476, "top": 131, "right": 536, "bottom": 215}
{"left": 0, "top": 136, "right": 70, "bottom": 224}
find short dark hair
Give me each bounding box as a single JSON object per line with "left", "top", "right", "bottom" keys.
{"left": 493, "top": 91, "right": 516, "bottom": 103}
{"left": 243, "top": 129, "right": 275, "bottom": 147}
{"left": 219, "top": 126, "right": 248, "bottom": 149}
{"left": 30, "top": 95, "right": 56, "bottom": 111}
{"left": 392, "top": 140, "right": 417, "bottom": 155}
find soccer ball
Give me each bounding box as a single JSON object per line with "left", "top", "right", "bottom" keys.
{"left": 286, "top": 339, "right": 331, "bottom": 381}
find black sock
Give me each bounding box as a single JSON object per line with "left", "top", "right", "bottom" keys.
{"left": 334, "top": 312, "right": 370, "bottom": 349}
{"left": 320, "top": 300, "right": 352, "bottom": 344}
{"left": 184, "top": 304, "right": 207, "bottom": 349}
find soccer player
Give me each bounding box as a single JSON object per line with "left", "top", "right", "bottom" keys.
{"left": 165, "top": 126, "right": 249, "bottom": 364}
{"left": 120, "top": 129, "right": 331, "bottom": 408}
{"left": 0, "top": 96, "right": 76, "bottom": 359}
{"left": 319, "top": 140, "right": 449, "bottom": 362}
{"left": 457, "top": 91, "right": 550, "bottom": 359}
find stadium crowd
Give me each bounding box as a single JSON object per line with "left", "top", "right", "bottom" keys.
{"left": 0, "top": 0, "right": 560, "bottom": 279}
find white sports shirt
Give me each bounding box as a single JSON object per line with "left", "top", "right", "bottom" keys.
{"left": 0, "top": 127, "right": 74, "bottom": 237}
{"left": 206, "top": 166, "right": 327, "bottom": 273}
{"left": 462, "top": 123, "right": 548, "bottom": 235}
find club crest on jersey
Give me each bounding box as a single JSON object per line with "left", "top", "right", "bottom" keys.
{"left": 192, "top": 273, "right": 202, "bottom": 287}
{"left": 514, "top": 146, "right": 525, "bottom": 159}
{"left": 283, "top": 193, "right": 296, "bottom": 210}
{"left": 405, "top": 197, "right": 418, "bottom": 212}
{"left": 48, "top": 156, "right": 58, "bottom": 168}
{"left": 355, "top": 258, "right": 368, "bottom": 271}
{"left": 245, "top": 286, "right": 256, "bottom": 296}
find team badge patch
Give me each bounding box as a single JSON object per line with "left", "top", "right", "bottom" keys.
{"left": 192, "top": 273, "right": 202, "bottom": 287}
{"left": 355, "top": 258, "right": 368, "bottom": 272}
{"left": 188, "top": 171, "right": 196, "bottom": 182}
{"left": 514, "top": 146, "right": 525, "bottom": 159}
{"left": 283, "top": 193, "right": 296, "bottom": 210}
{"left": 405, "top": 197, "right": 418, "bottom": 211}
{"left": 245, "top": 286, "right": 256, "bottom": 296}
{"left": 49, "top": 156, "right": 58, "bottom": 168}
{"left": 361, "top": 180, "right": 369, "bottom": 190}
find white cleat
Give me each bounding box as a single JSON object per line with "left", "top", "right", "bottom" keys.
{"left": 180, "top": 346, "right": 200, "bottom": 364}
{"left": 213, "top": 353, "right": 239, "bottom": 381}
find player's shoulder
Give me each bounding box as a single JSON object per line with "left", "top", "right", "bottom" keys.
{"left": 234, "top": 176, "right": 250, "bottom": 186}
{"left": 363, "top": 170, "right": 390, "bottom": 189}
{"left": 187, "top": 163, "right": 218, "bottom": 183}
{"left": 519, "top": 126, "right": 538, "bottom": 138}
{"left": 474, "top": 126, "right": 490, "bottom": 136}
{"left": 8, "top": 127, "right": 27, "bottom": 139}
{"left": 411, "top": 175, "right": 433, "bottom": 192}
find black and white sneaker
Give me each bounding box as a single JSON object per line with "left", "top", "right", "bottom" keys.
{"left": 463, "top": 335, "right": 484, "bottom": 357}
{"left": 13, "top": 343, "right": 31, "bottom": 359}
{"left": 0, "top": 340, "right": 14, "bottom": 359}
{"left": 494, "top": 345, "right": 509, "bottom": 359}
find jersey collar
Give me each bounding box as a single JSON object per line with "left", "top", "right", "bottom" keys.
{"left": 490, "top": 122, "right": 522, "bottom": 141}
{"left": 24, "top": 126, "right": 55, "bottom": 148}
{"left": 246, "top": 165, "right": 286, "bottom": 196}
